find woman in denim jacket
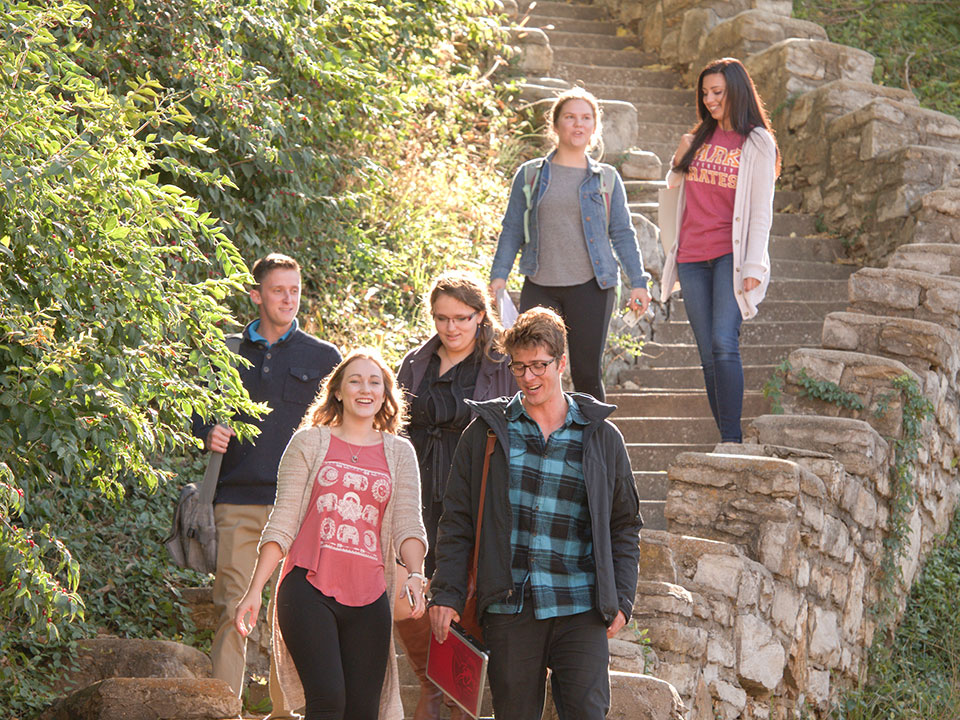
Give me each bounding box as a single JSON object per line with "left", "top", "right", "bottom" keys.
{"left": 489, "top": 88, "right": 651, "bottom": 401}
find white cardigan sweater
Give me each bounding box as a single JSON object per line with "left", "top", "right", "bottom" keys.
{"left": 259, "top": 425, "right": 427, "bottom": 720}
{"left": 660, "top": 127, "right": 778, "bottom": 320}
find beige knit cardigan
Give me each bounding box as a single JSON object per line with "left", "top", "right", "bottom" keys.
{"left": 258, "top": 425, "right": 427, "bottom": 719}
{"left": 660, "top": 127, "right": 777, "bottom": 320}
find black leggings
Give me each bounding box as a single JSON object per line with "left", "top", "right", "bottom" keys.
{"left": 276, "top": 566, "right": 391, "bottom": 720}
{"left": 520, "top": 278, "right": 616, "bottom": 401}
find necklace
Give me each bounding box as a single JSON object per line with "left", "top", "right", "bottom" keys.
{"left": 344, "top": 440, "right": 361, "bottom": 464}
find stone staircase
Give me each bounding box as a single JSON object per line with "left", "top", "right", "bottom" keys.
{"left": 510, "top": 2, "right": 960, "bottom": 719}
{"left": 519, "top": 0, "right": 857, "bottom": 530}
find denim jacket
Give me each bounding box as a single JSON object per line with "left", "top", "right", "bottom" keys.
{"left": 490, "top": 151, "right": 651, "bottom": 291}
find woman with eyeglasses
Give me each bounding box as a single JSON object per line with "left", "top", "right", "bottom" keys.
{"left": 489, "top": 87, "right": 651, "bottom": 401}
{"left": 394, "top": 271, "right": 517, "bottom": 720}
{"left": 234, "top": 348, "right": 427, "bottom": 720}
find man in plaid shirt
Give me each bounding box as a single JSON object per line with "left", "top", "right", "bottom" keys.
{"left": 430, "top": 307, "right": 643, "bottom": 719}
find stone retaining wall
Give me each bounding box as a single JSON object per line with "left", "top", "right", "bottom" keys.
{"left": 617, "top": 239, "right": 960, "bottom": 717}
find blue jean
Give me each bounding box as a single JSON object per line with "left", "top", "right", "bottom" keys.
{"left": 677, "top": 253, "right": 744, "bottom": 442}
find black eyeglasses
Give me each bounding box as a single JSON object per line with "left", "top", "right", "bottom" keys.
{"left": 507, "top": 358, "right": 558, "bottom": 377}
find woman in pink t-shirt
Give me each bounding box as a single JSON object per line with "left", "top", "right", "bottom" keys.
{"left": 662, "top": 58, "right": 779, "bottom": 442}
{"left": 234, "top": 348, "right": 428, "bottom": 720}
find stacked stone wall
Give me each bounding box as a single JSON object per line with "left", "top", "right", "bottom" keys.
{"left": 621, "top": 247, "right": 960, "bottom": 717}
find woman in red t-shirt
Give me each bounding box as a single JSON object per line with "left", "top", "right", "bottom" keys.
{"left": 661, "top": 57, "right": 779, "bottom": 442}
{"left": 235, "top": 348, "right": 428, "bottom": 720}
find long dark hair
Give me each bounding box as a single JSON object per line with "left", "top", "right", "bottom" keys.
{"left": 672, "top": 57, "right": 780, "bottom": 175}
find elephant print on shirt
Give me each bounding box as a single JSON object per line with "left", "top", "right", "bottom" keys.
{"left": 342, "top": 472, "right": 368, "bottom": 491}
{"left": 337, "top": 524, "right": 360, "bottom": 545}
{"left": 307, "top": 457, "right": 392, "bottom": 563}
{"left": 317, "top": 492, "right": 338, "bottom": 513}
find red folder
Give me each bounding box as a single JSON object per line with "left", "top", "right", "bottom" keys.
{"left": 426, "top": 622, "right": 489, "bottom": 719}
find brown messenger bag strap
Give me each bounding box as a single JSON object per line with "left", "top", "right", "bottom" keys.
{"left": 472, "top": 430, "right": 497, "bottom": 574}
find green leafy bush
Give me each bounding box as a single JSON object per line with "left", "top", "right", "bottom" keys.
{"left": 835, "top": 508, "right": 960, "bottom": 720}
{"left": 77, "top": 0, "right": 514, "bottom": 356}
{"left": 1, "top": 0, "right": 520, "bottom": 715}
{"left": 794, "top": 0, "right": 960, "bottom": 120}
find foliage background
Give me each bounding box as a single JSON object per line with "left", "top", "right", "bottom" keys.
{"left": 793, "top": 0, "right": 960, "bottom": 120}
{"left": 0, "top": 0, "right": 527, "bottom": 715}
{"left": 834, "top": 508, "right": 960, "bottom": 720}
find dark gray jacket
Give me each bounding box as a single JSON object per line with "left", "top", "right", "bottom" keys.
{"left": 430, "top": 393, "right": 642, "bottom": 625}
{"left": 396, "top": 334, "right": 517, "bottom": 413}
{"left": 192, "top": 323, "right": 341, "bottom": 505}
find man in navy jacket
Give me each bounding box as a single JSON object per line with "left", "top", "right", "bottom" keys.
{"left": 192, "top": 253, "right": 341, "bottom": 718}
{"left": 430, "top": 307, "right": 641, "bottom": 719}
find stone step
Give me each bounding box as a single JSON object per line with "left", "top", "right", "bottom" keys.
{"left": 644, "top": 141, "right": 679, "bottom": 165}
{"left": 669, "top": 299, "right": 848, "bottom": 323}
{"left": 554, "top": 62, "right": 680, "bottom": 88}
{"left": 401, "top": 682, "right": 495, "bottom": 719}
{"left": 635, "top": 103, "right": 698, "bottom": 125}
{"left": 521, "top": 0, "right": 609, "bottom": 20}
{"left": 639, "top": 500, "right": 666, "bottom": 530}
{"left": 609, "top": 390, "right": 771, "bottom": 417}
{"left": 769, "top": 234, "right": 848, "bottom": 262}
{"left": 654, "top": 319, "right": 823, "bottom": 345}
{"left": 637, "top": 121, "right": 688, "bottom": 147}
{"left": 543, "top": 29, "right": 641, "bottom": 50}
{"left": 624, "top": 179, "right": 666, "bottom": 202}
{"left": 627, "top": 442, "right": 715, "bottom": 471}
{"left": 775, "top": 190, "right": 804, "bottom": 212}
{"left": 636, "top": 342, "right": 796, "bottom": 367}
{"left": 640, "top": 142, "right": 677, "bottom": 165}
{"left": 553, "top": 47, "right": 660, "bottom": 69}
{"left": 615, "top": 415, "right": 749, "bottom": 444}
{"left": 587, "top": 83, "right": 692, "bottom": 107}
{"left": 772, "top": 213, "right": 818, "bottom": 235}
{"left": 775, "top": 258, "right": 856, "bottom": 279}
{"left": 527, "top": 14, "right": 619, "bottom": 34}
{"left": 764, "top": 277, "right": 849, "bottom": 300}
{"left": 635, "top": 470, "right": 669, "bottom": 500}
{"left": 621, "top": 364, "right": 777, "bottom": 390}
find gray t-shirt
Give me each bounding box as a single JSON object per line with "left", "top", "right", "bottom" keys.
{"left": 531, "top": 164, "right": 596, "bottom": 287}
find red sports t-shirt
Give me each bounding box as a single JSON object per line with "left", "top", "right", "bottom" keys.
{"left": 676, "top": 127, "right": 744, "bottom": 263}
{"left": 284, "top": 435, "right": 392, "bottom": 606}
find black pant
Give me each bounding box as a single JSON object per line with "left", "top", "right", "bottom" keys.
{"left": 520, "top": 278, "right": 616, "bottom": 401}
{"left": 483, "top": 603, "right": 610, "bottom": 720}
{"left": 276, "top": 566, "right": 391, "bottom": 720}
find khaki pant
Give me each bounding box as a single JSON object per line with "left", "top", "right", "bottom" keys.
{"left": 212, "top": 503, "right": 294, "bottom": 718}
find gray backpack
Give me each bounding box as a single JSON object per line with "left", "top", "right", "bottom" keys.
{"left": 164, "top": 335, "right": 241, "bottom": 574}
{"left": 164, "top": 454, "right": 222, "bottom": 574}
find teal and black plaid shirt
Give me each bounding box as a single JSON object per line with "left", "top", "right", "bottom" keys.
{"left": 486, "top": 393, "right": 596, "bottom": 619}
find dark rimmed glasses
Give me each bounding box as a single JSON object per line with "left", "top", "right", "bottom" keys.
{"left": 507, "top": 358, "right": 558, "bottom": 377}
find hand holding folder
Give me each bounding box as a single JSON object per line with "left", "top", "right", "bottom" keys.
{"left": 426, "top": 622, "right": 489, "bottom": 719}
